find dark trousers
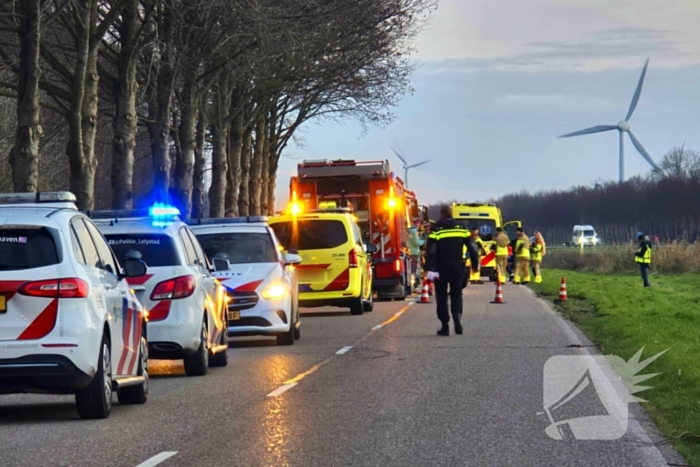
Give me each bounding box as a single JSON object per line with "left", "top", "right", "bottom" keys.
{"left": 435, "top": 269, "right": 464, "bottom": 326}
{"left": 639, "top": 264, "right": 650, "bottom": 287}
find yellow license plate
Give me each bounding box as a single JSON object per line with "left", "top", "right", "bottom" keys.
{"left": 227, "top": 311, "right": 240, "bottom": 321}
{"left": 0, "top": 295, "right": 6, "bottom": 313}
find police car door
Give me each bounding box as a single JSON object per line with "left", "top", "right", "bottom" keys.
{"left": 185, "top": 228, "right": 222, "bottom": 346}
{"left": 71, "top": 218, "right": 127, "bottom": 375}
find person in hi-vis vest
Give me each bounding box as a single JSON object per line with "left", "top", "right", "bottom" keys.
{"left": 494, "top": 227, "right": 510, "bottom": 284}
{"left": 530, "top": 231, "right": 546, "bottom": 283}
{"left": 469, "top": 228, "right": 485, "bottom": 284}
{"left": 634, "top": 232, "right": 652, "bottom": 287}
{"left": 514, "top": 228, "right": 531, "bottom": 284}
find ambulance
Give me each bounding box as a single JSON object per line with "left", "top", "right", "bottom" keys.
{"left": 451, "top": 203, "right": 521, "bottom": 282}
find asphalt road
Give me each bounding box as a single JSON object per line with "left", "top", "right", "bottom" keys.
{"left": 0, "top": 285, "right": 685, "bottom": 467}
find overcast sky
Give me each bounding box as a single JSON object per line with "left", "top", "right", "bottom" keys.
{"left": 274, "top": 0, "right": 700, "bottom": 207}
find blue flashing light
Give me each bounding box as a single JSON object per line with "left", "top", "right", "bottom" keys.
{"left": 149, "top": 203, "right": 180, "bottom": 217}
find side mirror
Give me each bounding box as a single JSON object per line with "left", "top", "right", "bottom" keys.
{"left": 213, "top": 257, "right": 231, "bottom": 272}
{"left": 284, "top": 253, "right": 302, "bottom": 266}
{"left": 122, "top": 258, "right": 147, "bottom": 278}
{"left": 364, "top": 243, "right": 378, "bottom": 254}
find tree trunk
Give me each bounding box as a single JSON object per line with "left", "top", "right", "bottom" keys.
{"left": 225, "top": 111, "right": 243, "bottom": 213}
{"left": 260, "top": 132, "right": 270, "bottom": 215}
{"left": 191, "top": 112, "right": 206, "bottom": 219}
{"left": 238, "top": 126, "right": 252, "bottom": 216}
{"left": 208, "top": 123, "right": 228, "bottom": 217}
{"left": 171, "top": 83, "right": 197, "bottom": 217}
{"left": 110, "top": 0, "right": 139, "bottom": 209}
{"left": 248, "top": 119, "right": 266, "bottom": 216}
{"left": 9, "top": 0, "right": 41, "bottom": 193}
{"left": 66, "top": 2, "right": 92, "bottom": 211}
{"left": 267, "top": 132, "right": 281, "bottom": 215}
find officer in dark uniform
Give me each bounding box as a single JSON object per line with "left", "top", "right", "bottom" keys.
{"left": 426, "top": 206, "right": 480, "bottom": 336}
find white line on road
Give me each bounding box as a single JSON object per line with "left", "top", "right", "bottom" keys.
{"left": 372, "top": 324, "right": 383, "bottom": 330}
{"left": 267, "top": 382, "right": 298, "bottom": 397}
{"left": 136, "top": 452, "right": 178, "bottom": 467}
{"left": 336, "top": 346, "right": 353, "bottom": 355}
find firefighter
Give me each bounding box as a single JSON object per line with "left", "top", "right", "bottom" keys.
{"left": 494, "top": 227, "right": 510, "bottom": 284}
{"left": 426, "top": 206, "right": 480, "bottom": 336}
{"left": 408, "top": 222, "right": 424, "bottom": 289}
{"left": 531, "top": 231, "right": 546, "bottom": 283}
{"left": 635, "top": 232, "right": 652, "bottom": 287}
{"left": 469, "top": 228, "right": 485, "bottom": 284}
{"left": 514, "top": 227, "right": 531, "bottom": 284}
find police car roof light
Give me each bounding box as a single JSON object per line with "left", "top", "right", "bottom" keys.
{"left": 0, "top": 191, "right": 77, "bottom": 205}
{"left": 150, "top": 204, "right": 180, "bottom": 217}
{"left": 185, "top": 216, "right": 268, "bottom": 226}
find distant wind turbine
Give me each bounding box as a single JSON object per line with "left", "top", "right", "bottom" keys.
{"left": 390, "top": 148, "right": 431, "bottom": 189}
{"left": 558, "top": 59, "right": 660, "bottom": 182}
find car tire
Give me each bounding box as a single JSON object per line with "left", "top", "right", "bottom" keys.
{"left": 293, "top": 323, "right": 301, "bottom": 340}
{"left": 350, "top": 294, "right": 364, "bottom": 315}
{"left": 209, "top": 322, "right": 229, "bottom": 368}
{"left": 75, "top": 332, "right": 112, "bottom": 419}
{"left": 184, "top": 320, "right": 209, "bottom": 376}
{"left": 292, "top": 297, "right": 301, "bottom": 340}
{"left": 118, "top": 335, "right": 149, "bottom": 405}
{"left": 363, "top": 291, "right": 374, "bottom": 312}
{"left": 277, "top": 322, "right": 295, "bottom": 345}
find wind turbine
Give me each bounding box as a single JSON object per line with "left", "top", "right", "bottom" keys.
{"left": 558, "top": 59, "right": 660, "bottom": 182}
{"left": 390, "top": 148, "right": 432, "bottom": 189}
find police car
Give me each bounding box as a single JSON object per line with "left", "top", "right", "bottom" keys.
{"left": 187, "top": 217, "right": 302, "bottom": 345}
{"left": 91, "top": 205, "right": 228, "bottom": 376}
{"left": 0, "top": 192, "right": 150, "bottom": 419}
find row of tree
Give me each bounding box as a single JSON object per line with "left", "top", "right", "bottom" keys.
{"left": 0, "top": 0, "right": 434, "bottom": 217}
{"left": 429, "top": 147, "right": 700, "bottom": 244}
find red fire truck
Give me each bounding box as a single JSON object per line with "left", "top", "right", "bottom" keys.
{"left": 288, "top": 159, "right": 419, "bottom": 300}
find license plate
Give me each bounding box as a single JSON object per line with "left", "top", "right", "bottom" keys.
{"left": 228, "top": 310, "right": 240, "bottom": 321}
{"left": 0, "top": 295, "right": 5, "bottom": 313}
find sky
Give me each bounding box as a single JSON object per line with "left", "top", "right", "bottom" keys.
{"left": 273, "top": 0, "right": 700, "bottom": 208}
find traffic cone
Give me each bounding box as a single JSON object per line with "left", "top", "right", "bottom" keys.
{"left": 491, "top": 279, "right": 505, "bottom": 304}
{"left": 419, "top": 281, "right": 431, "bottom": 303}
{"left": 557, "top": 277, "right": 568, "bottom": 301}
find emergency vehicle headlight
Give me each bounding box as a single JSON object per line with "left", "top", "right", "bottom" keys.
{"left": 261, "top": 282, "right": 287, "bottom": 300}
{"left": 290, "top": 202, "right": 303, "bottom": 216}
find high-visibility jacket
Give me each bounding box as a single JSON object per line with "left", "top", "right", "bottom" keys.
{"left": 635, "top": 241, "right": 652, "bottom": 264}
{"left": 515, "top": 235, "right": 531, "bottom": 259}
{"left": 495, "top": 233, "right": 510, "bottom": 257}
{"left": 531, "top": 242, "right": 543, "bottom": 262}
{"left": 426, "top": 218, "right": 479, "bottom": 272}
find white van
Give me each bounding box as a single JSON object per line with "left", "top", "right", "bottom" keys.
{"left": 572, "top": 225, "right": 599, "bottom": 246}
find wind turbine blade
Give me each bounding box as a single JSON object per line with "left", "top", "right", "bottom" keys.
{"left": 628, "top": 130, "right": 660, "bottom": 170}
{"left": 390, "top": 147, "right": 407, "bottom": 166}
{"left": 625, "top": 58, "right": 649, "bottom": 121}
{"left": 408, "top": 160, "right": 432, "bottom": 169}
{"left": 559, "top": 125, "right": 617, "bottom": 138}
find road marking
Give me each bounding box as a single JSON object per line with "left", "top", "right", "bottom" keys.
{"left": 136, "top": 452, "right": 178, "bottom": 467}
{"left": 336, "top": 346, "right": 353, "bottom": 355}
{"left": 266, "top": 382, "right": 298, "bottom": 397}
{"left": 372, "top": 324, "right": 384, "bottom": 330}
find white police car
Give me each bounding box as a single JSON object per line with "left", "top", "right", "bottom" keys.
{"left": 91, "top": 205, "right": 228, "bottom": 376}
{"left": 0, "top": 192, "right": 150, "bottom": 419}
{"left": 187, "top": 217, "right": 302, "bottom": 345}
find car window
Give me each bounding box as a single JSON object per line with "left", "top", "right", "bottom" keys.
{"left": 105, "top": 233, "right": 181, "bottom": 267}
{"left": 270, "top": 220, "right": 349, "bottom": 250}
{"left": 185, "top": 228, "right": 209, "bottom": 268}
{"left": 196, "top": 232, "right": 278, "bottom": 264}
{"left": 71, "top": 219, "right": 101, "bottom": 268}
{"left": 84, "top": 220, "right": 119, "bottom": 274}
{"left": 178, "top": 227, "right": 198, "bottom": 265}
{"left": 0, "top": 227, "right": 59, "bottom": 271}
{"left": 351, "top": 222, "right": 362, "bottom": 245}
{"left": 70, "top": 226, "right": 86, "bottom": 265}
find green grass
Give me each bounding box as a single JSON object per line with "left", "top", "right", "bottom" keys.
{"left": 531, "top": 269, "right": 700, "bottom": 465}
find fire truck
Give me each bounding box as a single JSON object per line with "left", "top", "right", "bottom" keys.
{"left": 288, "top": 159, "right": 421, "bottom": 300}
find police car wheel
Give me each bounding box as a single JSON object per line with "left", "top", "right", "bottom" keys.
{"left": 184, "top": 320, "right": 209, "bottom": 376}
{"left": 293, "top": 297, "right": 301, "bottom": 340}
{"left": 118, "top": 335, "right": 149, "bottom": 404}
{"left": 75, "top": 333, "right": 112, "bottom": 419}
{"left": 277, "top": 321, "right": 295, "bottom": 345}
{"left": 209, "top": 321, "right": 229, "bottom": 367}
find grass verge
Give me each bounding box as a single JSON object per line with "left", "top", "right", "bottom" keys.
{"left": 531, "top": 269, "right": 700, "bottom": 465}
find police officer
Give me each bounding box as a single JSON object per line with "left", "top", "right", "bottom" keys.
{"left": 426, "top": 206, "right": 479, "bottom": 336}
{"left": 635, "top": 232, "right": 652, "bottom": 287}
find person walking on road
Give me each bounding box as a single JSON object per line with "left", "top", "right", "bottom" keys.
{"left": 408, "top": 223, "right": 425, "bottom": 289}
{"left": 469, "top": 228, "right": 485, "bottom": 284}
{"left": 426, "top": 206, "right": 480, "bottom": 336}
{"left": 635, "top": 232, "right": 652, "bottom": 287}
{"left": 514, "top": 228, "right": 531, "bottom": 285}
{"left": 494, "top": 227, "right": 510, "bottom": 284}
{"left": 531, "top": 231, "right": 546, "bottom": 283}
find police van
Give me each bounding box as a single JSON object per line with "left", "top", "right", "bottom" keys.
{"left": 0, "top": 192, "right": 150, "bottom": 419}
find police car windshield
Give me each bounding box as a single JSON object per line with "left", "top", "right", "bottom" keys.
{"left": 196, "top": 232, "right": 277, "bottom": 264}
{"left": 0, "top": 227, "right": 59, "bottom": 270}
{"left": 106, "top": 234, "right": 181, "bottom": 267}
{"left": 455, "top": 219, "right": 497, "bottom": 241}
{"left": 271, "top": 220, "right": 348, "bottom": 251}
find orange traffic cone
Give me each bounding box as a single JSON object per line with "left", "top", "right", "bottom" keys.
{"left": 491, "top": 279, "right": 505, "bottom": 304}
{"left": 419, "top": 281, "right": 431, "bottom": 303}
{"left": 557, "top": 277, "right": 568, "bottom": 301}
